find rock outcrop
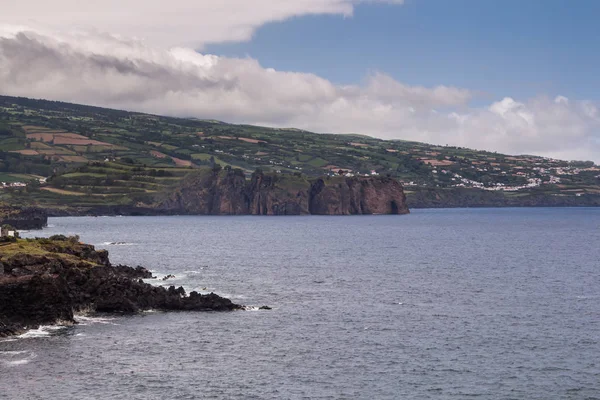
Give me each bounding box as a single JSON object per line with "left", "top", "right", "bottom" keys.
{"left": 0, "top": 237, "right": 240, "bottom": 337}
{"left": 0, "top": 205, "right": 48, "bottom": 229}
{"left": 157, "top": 169, "right": 409, "bottom": 215}
{"left": 309, "top": 176, "right": 408, "bottom": 215}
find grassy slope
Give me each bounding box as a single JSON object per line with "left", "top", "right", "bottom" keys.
{"left": 0, "top": 95, "right": 599, "bottom": 210}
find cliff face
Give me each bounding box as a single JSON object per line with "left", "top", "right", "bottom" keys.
{"left": 246, "top": 173, "right": 310, "bottom": 215}
{"left": 309, "top": 176, "right": 409, "bottom": 215}
{"left": 160, "top": 168, "right": 248, "bottom": 215}
{"left": 0, "top": 205, "right": 48, "bottom": 229}
{"left": 157, "top": 169, "right": 409, "bottom": 215}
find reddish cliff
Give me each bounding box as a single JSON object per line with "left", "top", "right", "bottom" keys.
{"left": 157, "top": 168, "right": 409, "bottom": 216}
{"left": 309, "top": 176, "right": 409, "bottom": 215}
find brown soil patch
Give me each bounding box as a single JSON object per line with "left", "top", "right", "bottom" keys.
{"left": 27, "top": 132, "right": 114, "bottom": 147}
{"left": 53, "top": 137, "right": 110, "bottom": 146}
{"left": 151, "top": 151, "right": 168, "bottom": 159}
{"left": 10, "top": 149, "right": 39, "bottom": 155}
{"left": 349, "top": 142, "right": 369, "bottom": 148}
{"left": 27, "top": 133, "right": 55, "bottom": 142}
{"left": 422, "top": 159, "right": 455, "bottom": 167}
{"left": 59, "top": 156, "right": 88, "bottom": 162}
{"left": 172, "top": 157, "right": 192, "bottom": 167}
{"left": 386, "top": 149, "right": 398, "bottom": 153}
{"left": 238, "top": 137, "right": 265, "bottom": 144}
{"left": 41, "top": 187, "right": 86, "bottom": 196}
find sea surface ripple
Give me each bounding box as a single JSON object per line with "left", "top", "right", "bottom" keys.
{"left": 2, "top": 208, "right": 599, "bottom": 399}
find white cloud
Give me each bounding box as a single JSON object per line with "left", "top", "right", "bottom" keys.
{"left": 0, "top": 0, "right": 403, "bottom": 48}
{"left": 0, "top": 28, "right": 599, "bottom": 162}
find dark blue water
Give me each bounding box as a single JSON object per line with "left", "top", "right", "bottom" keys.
{"left": 1, "top": 208, "right": 599, "bottom": 399}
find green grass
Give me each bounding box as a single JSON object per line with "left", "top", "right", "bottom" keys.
{"left": 0, "top": 94, "right": 598, "bottom": 211}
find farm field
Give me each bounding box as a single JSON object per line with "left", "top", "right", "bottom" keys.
{"left": 1, "top": 95, "right": 599, "bottom": 211}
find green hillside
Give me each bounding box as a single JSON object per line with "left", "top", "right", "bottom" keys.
{"left": 1, "top": 95, "right": 599, "bottom": 211}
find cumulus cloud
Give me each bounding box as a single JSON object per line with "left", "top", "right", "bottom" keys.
{"left": 0, "top": 28, "right": 599, "bottom": 162}
{"left": 0, "top": 0, "right": 403, "bottom": 48}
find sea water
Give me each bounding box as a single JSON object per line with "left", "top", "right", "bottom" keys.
{"left": 1, "top": 208, "right": 599, "bottom": 399}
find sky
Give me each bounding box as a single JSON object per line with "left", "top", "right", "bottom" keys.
{"left": 0, "top": 0, "right": 599, "bottom": 161}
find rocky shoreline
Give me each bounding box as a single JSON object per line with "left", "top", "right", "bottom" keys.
{"left": 0, "top": 236, "right": 241, "bottom": 337}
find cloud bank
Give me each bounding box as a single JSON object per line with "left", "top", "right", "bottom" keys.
{"left": 0, "top": 27, "right": 599, "bottom": 162}
{"left": 0, "top": 0, "right": 404, "bottom": 48}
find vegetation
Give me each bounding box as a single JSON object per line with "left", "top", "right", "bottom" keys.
{"left": 0, "top": 94, "right": 599, "bottom": 210}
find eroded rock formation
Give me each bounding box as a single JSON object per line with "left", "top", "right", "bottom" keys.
{"left": 158, "top": 169, "right": 409, "bottom": 216}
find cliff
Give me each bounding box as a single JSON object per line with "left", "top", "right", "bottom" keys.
{"left": 0, "top": 237, "right": 240, "bottom": 337}
{"left": 157, "top": 169, "right": 409, "bottom": 216}
{"left": 309, "top": 176, "right": 408, "bottom": 215}
{"left": 0, "top": 205, "right": 48, "bottom": 229}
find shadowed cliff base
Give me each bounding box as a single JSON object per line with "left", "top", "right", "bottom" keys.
{"left": 0, "top": 205, "right": 48, "bottom": 229}
{"left": 156, "top": 168, "right": 410, "bottom": 216}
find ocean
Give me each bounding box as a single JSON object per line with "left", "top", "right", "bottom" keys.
{"left": 1, "top": 208, "right": 599, "bottom": 399}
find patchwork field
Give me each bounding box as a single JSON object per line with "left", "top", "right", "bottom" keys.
{"left": 1, "top": 94, "right": 599, "bottom": 210}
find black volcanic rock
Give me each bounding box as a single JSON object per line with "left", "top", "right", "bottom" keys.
{"left": 0, "top": 205, "right": 48, "bottom": 229}
{"left": 0, "top": 238, "right": 241, "bottom": 337}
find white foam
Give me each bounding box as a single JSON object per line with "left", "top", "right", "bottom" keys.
{"left": 0, "top": 350, "right": 37, "bottom": 367}
{"left": 0, "top": 351, "right": 28, "bottom": 355}
{"left": 17, "top": 325, "right": 65, "bottom": 338}
{"left": 5, "top": 359, "right": 30, "bottom": 366}
{"left": 75, "top": 315, "right": 118, "bottom": 325}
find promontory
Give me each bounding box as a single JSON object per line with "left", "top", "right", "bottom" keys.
{"left": 0, "top": 235, "right": 240, "bottom": 337}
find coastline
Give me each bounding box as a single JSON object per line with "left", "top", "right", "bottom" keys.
{"left": 0, "top": 236, "right": 241, "bottom": 338}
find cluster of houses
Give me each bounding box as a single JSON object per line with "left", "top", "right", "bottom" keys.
{"left": 1, "top": 182, "right": 27, "bottom": 188}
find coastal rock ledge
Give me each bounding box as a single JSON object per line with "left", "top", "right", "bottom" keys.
{"left": 0, "top": 236, "right": 241, "bottom": 337}
{"left": 0, "top": 205, "right": 48, "bottom": 230}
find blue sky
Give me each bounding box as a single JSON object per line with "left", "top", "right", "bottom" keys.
{"left": 2, "top": 0, "right": 599, "bottom": 160}
{"left": 206, "top": 0, "right": 600, "bottom": 102}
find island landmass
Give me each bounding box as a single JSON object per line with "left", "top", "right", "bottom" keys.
{"left": 0, "top": 95, "right": 598, "bottom": 212}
